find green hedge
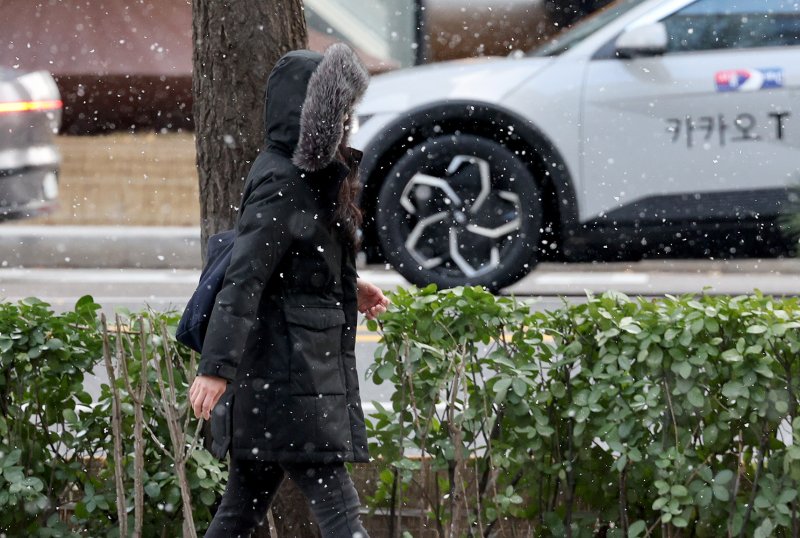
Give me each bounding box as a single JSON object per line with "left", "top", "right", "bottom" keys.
{"left": 4, "top": 288, "right": 800, "bottom": 537}
{"left": 0, "top": 297, "right": 225, "bottom": 537}
{"left": 366, "top": 286, "right": 800, "bottom": 537}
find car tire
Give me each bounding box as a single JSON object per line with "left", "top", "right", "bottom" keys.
{"left": 376, "top": 134, "right": 542, "bottom": 291}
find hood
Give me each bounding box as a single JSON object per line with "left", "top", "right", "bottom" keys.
{"left": 263, "top": 43, "right": 369, "bottom": 172}
{"left": 355, "top": 56, "right": 553, "bottom": 116}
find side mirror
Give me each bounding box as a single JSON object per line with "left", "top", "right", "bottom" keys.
{"left": 614, "top": 22, "right": 668, "bottom": 58}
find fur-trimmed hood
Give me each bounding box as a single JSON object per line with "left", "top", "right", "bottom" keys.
{"left": 262, "top": 44, "right": 369, "bottom": 173}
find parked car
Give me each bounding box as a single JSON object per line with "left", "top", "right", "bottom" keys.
{"left": 352, "top": 0, "right": 800, "bottom": 290}
{"left": 0, "top": 68, "right": 61, "bottom": 221}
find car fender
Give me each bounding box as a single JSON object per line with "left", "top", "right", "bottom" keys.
{"left": 358, "top": 100, "right": 580, "bottom": 256}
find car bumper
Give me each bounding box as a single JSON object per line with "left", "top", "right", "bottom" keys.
{"left": 0, "top": 166, "right": 59, "bottom": 220}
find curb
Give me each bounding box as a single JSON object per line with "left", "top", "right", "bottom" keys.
{"left": 0, "top": 226, "right": 202, "bottom": 269}
{"left": 1, "top": 226, "right": 799, "bottom": 274}
{"left": 537, "top": 258, "right": 800, "bottom": 275}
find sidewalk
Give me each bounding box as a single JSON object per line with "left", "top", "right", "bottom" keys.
{"left": 0, "top": 225, "right": 201, "bottom": 269}
{"left": 1, "top": 225, "right": 799, "bottom": 275}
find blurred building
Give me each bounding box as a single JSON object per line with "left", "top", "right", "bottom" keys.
{"left": 1, "top": 0, "right": 607, "bottom": 134}
{"left": 425, "top": 0, "right": 610, "bottom": 62}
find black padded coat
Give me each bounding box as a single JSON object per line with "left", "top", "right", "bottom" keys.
{"left": 197, "top": 45, "right": 370, "bottom": 464}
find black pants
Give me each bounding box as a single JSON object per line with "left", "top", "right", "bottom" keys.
{"left": 204, "top": 459, "right": 369, "bottom": 538}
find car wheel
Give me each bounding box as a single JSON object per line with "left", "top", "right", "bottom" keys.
{"left": 376, "top": 134, "right": 542, "bottom": 290}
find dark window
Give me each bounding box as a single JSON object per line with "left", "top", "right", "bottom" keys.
{"left": 663, "top": 0, "right": 800, "bottom": 52}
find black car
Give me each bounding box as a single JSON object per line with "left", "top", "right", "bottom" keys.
{"left": 0, "top": 68, "right": 61, "bottom": 220}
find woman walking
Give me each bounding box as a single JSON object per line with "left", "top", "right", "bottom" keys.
{"left": 189, "top": 43, "right": 388, "bottom": 537}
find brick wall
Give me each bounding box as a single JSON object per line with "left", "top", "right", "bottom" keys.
{"left": 18, "top": 133, "right": 200, "bottom": 227}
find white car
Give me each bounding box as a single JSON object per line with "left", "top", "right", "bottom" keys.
{"left": 352, "top": 0, "right": 800, "bottom": 290}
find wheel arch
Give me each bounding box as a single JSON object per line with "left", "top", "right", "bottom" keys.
{"left": 358, "top": 100, "right": 580, "bottom": 262}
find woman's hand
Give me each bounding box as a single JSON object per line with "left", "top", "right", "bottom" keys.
{"left": 189, "top": 375, "right": 228, "bottom": 420}
{"left": 356, "top": 278, "right": 390, "bottom": 320}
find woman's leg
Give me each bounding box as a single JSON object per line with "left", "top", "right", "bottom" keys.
{"left": 204, "top": 459, "right": 285, "bottom": 538}
{"left": 282, "top": 463, "right": 369, "bottom": 538}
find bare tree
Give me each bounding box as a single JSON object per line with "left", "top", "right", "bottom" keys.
{"left": 102, "top": 315, "right": 205, "bottom": 538}
{"left": 101, "top": 314, "right": 128, "bottom": 537}
{"left": 192, "top": 3, "right": 318, "bottom": 537}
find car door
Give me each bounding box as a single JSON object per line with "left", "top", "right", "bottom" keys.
{"left": 580, "top": 0, "right": 800, "bottom": 227}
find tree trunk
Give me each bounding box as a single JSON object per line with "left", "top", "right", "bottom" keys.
{"left": 193, "top": 0, "right": 308, "bottom": 260}
{"left": 192, "top": 3, "right": 316, "bottom": 537}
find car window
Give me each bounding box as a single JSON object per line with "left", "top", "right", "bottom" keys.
{"left": 662, "top": 0, "right": 800, "bottom": 52}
